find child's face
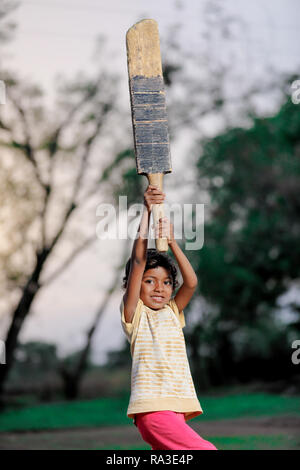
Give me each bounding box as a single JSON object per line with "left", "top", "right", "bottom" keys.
{"left": 140, "top": 266, "right": 173, "bottom": 310}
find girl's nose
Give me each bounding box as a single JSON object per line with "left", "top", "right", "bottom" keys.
{"left": 154, "top": 283, "right": 164, "bottom": 292}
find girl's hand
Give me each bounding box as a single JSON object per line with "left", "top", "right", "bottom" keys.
{"left": 153, "top": 216, "right": 175, "bottom": 245}
{"left": 144, "top": 184, "right": 166, "bottom": 213}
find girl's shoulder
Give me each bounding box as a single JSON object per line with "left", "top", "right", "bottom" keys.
{"left": 166, "top": 298, "right": 186, "bottom": 328}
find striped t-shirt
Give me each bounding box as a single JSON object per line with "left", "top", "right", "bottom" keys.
{"left": 120, "top": 297, "right": 203, "bottom": 421}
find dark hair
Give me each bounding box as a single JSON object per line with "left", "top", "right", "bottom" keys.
{"left": 122, "top": 248, "right": 179, "bottom": 291}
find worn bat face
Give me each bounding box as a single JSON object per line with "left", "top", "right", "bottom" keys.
{"left": 126, "top": 19, "right": 172, "bottom": 176}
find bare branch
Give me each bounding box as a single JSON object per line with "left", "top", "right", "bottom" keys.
{"left": 72, "top": 118, "right": 104, "bottom": 203}
{"left": 41, "top": 206, "right": 118, "bottom": 287}
{"left": 5, "top": 88, "right": 47, "bottom": 189}
{"left": 48, "top": 201, "right": 77, "bottom": 253}
{"left": 41, "top": 235, "right": 96, "bottom": 287}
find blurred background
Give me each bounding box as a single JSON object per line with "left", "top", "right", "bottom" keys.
{"left": 0, "top": 0, "right": 299, "bottom": 450}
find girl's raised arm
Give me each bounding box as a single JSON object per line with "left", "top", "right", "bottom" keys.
{"left": 170, "top": 239, "right": 198, "bottom": 313}
{"left": 123, "top": 185, "right": 165, "bottom": 323}
{"left": 123, "top": 206, "right": 150, "bottom": 323}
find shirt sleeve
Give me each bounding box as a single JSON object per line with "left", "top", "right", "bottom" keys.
{"left": 168, "top": 298, "right": 186, "bottom": 328}
{"left": 120, "top": 297, "right": 143, "bottom": 342}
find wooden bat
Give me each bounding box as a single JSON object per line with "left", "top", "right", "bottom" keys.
{"left": 126, "top": 19, "right": 172, "bottom": 252}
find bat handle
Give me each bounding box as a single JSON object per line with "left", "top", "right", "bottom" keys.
{"left": 147, "top": 173, "right": 169, "bottom": 252}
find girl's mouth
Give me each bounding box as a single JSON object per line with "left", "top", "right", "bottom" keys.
{"left": 151, "top": 296, "right": 164, "bottom": 302}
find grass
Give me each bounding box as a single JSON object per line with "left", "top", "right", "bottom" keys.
{"left": 0, "top": 394, "right": 130, "bottom": 431}
{"left": 91, "top": 435, "right": 300, "bottom": 451}
{"left": 0, "top": 392, "right": 299, "bottom": 432}
{"left": 194, "top": 393, "right": 300, "bottom": 421}
{"left": 208, "top": 435, "right": 300, "bottom": 450}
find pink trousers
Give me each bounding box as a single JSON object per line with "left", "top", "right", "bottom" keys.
{"left": 135, "top": 411, "right": 217, "bottom": 450}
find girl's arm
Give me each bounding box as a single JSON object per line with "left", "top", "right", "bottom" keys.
{"left": 170, "top": 239, "right": 198, "bottom": 313}
{"left": 123, "top": 206, "right": 150, "bottom": 324}
{"left": 123, "top": 185, "right": 165, "bottom": 323}
{"left": 155, "top": 217, "right": 198, "bottom": 312}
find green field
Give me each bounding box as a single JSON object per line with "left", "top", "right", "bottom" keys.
{"left": 0, "top": 392, "right": 299, "bottom": 432}
{"left": 91, "top": 436, "right": 299, "bottom": 451}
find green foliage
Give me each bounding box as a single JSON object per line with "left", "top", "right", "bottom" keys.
{"left": 8, "top": 341, "right": 59, "bottom": 383}
{"left": 190, "top": 89, "right": 300, "bottom": 386}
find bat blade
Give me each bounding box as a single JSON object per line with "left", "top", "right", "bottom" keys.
{"left": 126, "top": 19, "right": 172, "bottom": 252}
{"left": 126, "top": 19, "right": 172, "bottom": 176}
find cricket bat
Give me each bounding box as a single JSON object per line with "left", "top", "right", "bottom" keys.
{"left": 126, "top": 19, "right": 172, "bottom": 252}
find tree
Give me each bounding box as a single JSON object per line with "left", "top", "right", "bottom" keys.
{"left": 189, "top": 86, "right": 300, "bottom": 387}
{"left": 57, "top": 152, "right": 148, "bottom": 399}
{"left": 0, "top": 0, "right": 18, "bottom": 46}
{"left": 0, "top": 51, "right": 125, "bottom": 395}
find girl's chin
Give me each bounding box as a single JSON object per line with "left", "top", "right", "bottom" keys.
{"left": 149, "top": 298, "right": 168, "bottom": 308}
{"left": 141, "top": 295, "right": 170, "bottom": 307}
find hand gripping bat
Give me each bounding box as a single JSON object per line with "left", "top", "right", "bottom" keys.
{"left": 126, "top": 19, "right": 172, "bottom": 252}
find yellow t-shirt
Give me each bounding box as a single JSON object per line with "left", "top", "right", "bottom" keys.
{"left": 120, "top": 297, "right": 203, "bottom": 421}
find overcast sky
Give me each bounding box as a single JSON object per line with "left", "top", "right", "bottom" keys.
{"left": 1, "top": 0, "right": 299, "bottom": 364}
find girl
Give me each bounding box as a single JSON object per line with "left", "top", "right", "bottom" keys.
{"left": 120, "top": 184, "right": 217, "bottom": 450}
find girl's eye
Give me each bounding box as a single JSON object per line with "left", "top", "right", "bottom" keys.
{"left": 145, "top": 280, "right": 171, "bottom": 285}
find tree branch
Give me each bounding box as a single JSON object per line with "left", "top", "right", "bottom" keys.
{"left": 5, "top": 89, "right": 47, "bottom": 190}
{"left": 40, "top": 234, "right": 96, "bottom": 287}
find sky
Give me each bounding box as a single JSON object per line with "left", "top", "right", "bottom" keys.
{"left": 1, "top": 0, "right": 300, "bottom": 364}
